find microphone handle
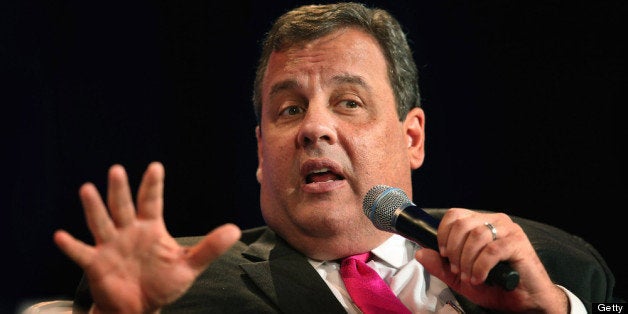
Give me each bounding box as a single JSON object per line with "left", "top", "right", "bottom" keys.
{"left": 395, "top": 208, "right": 520, "bottom": 291}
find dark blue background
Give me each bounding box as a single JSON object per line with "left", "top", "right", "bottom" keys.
{"left": 3, "top": 1, "right": 625, "bottom": 311}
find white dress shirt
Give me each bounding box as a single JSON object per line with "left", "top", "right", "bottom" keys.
{"left": 309, "top": 234, "right": 586, "bottom": 314}
{"left": 309, "top": 234, "right": 460, "bottom": 313}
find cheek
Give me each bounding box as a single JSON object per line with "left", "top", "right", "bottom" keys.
{"left": 355, "top": 124, "right": 404, "bottom": 153}
{"left": 354, "top": 128, "right": 407, "bottom": 171}
{"left": 260, "top": 139, "right": 293, "bottom": 176}
{"left": 348, "top": 131, "right": 385, "bottom": 167}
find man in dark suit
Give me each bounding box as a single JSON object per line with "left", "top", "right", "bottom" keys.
{"left": 55, "top": 3, "right": 612, "bottom": 313}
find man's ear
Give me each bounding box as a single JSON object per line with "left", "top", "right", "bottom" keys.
{"left": 404, "top": 107, "right": 425, "bottom": 170}
{"left": 255, "top": 126, "right": 263, "bottom": 183}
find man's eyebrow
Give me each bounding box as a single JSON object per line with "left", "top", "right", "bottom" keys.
{"left": 330, "top": 74, "right": 370, "bottom": 91}
{"left": 268, "top": 74, "right": 370, "bottom": 98}
{"left": 269, "top": 80, "right": 301, "bottom": 98}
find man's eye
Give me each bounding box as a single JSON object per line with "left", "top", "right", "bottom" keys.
{"left": 280, "top": 106, "right": 305, "bottom": 116}
{"left": 339, "top": 100, "right": 360, "bottom": 109}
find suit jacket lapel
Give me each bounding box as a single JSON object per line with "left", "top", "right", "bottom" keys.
{"left": 239, "top": 229, "right": 346, "bottom": 314}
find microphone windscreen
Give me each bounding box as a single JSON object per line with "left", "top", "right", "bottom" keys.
{"left": 362, "top": 185, "right": 414, "bottom": 232}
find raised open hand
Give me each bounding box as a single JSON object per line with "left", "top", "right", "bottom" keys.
{"left": 54, "top": 162, "right": 241, "bottom": 313}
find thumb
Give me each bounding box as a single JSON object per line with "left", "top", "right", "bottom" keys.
{"left": 415, "top": 248, "right": 457, "bottom": 285}
{"left": 187, "top": 223, "right": 241, "bottom": 270}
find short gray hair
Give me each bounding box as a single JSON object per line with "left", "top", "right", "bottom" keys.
{"left": 252, "top": 2, "right": 421, "bottom": 123}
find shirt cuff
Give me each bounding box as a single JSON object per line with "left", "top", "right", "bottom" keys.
{"left": 557, "top": 284, "right": 587, "bottom": 314}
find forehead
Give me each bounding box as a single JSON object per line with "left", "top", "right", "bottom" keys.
{"left": 262, "top": 28, "right": 389, "bottom": 92}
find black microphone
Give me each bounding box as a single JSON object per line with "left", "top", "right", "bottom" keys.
{"left": 363, "top": 184, "right": 520, "bottom": 291}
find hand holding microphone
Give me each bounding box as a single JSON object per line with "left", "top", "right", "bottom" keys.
{"left": 362, "top": 185, "right": 520, "bottom": 291}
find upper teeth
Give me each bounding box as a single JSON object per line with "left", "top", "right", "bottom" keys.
{"left": 310, "top": 168, "right": 329, "bottom": 174}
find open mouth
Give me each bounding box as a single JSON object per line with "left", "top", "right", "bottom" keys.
{"left": 306, "top": 167, "right": 344, "bottom": 184}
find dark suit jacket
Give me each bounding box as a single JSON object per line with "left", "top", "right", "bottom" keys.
{"left": 73, "top": 209, "right": 616, "bottom": 314}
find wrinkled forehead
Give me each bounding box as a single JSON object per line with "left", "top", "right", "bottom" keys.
{"left": 262, "top": 28, "right": 389, "bottom": 93}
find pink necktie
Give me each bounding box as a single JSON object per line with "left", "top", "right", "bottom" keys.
{"left": 340, "top": 252, "right": 412, "bottom": 314}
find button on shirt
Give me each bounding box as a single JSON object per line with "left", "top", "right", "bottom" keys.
{"left": 309, "top": 234, "right": 461, "bottom": 313}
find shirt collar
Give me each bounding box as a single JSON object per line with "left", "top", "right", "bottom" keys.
{"left": 371, "top": 234, "right": 418, "bottom": 268}
{"left": 308, "top": 234, "right": 418, "bottom": 269}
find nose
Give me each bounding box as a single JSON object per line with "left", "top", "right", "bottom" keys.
{"left": 297, "top": 103, "right": 338, "bottom": 147}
